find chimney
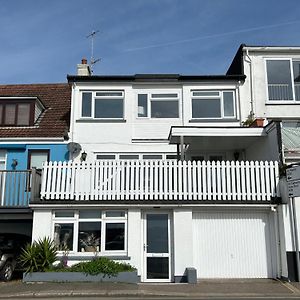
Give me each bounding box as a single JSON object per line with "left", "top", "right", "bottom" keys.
{"left": 77, "top": 58, "right": 91, "bottom": 76}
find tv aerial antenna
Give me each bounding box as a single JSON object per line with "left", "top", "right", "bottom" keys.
{"left": 86, "top": 30, "right": 101, "bottom": 73}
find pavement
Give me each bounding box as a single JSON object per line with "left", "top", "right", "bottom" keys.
{"left": 1, "top": 279, "right": 300, "bottom": 298}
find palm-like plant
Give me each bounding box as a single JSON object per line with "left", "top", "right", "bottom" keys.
{"left": 19, "top": 237, "right": 58, "bottom": 273}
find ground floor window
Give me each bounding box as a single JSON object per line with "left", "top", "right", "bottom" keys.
{"left": 52, "top": 210, "right": 127, "bottom": 254}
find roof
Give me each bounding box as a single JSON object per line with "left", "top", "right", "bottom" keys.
{"left": 67, "top": 73, "right": 246, "bottom": 83}
{"left": 0, "top": 83, "right": 71, "bottom": 139}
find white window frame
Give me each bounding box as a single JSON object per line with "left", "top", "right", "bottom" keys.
{"left": 137, "top": 91, "right": 180, "bottom": 119}
{"left": 52, "top": 210, "right": 127, "bottom": 256}
{"left": 80, "top": 90, "right": 125, "bottom": 119}
{"left": 265, "top": 58, "right": 300, "bottom": 103}
{"left": 95, "top": 153, "right": 177, "bottom": 160}
{"left": 190, "top": 90, "right": 236, "bottom": 120}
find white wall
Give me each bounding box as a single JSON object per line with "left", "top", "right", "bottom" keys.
{"left": 69, "top": 81, "right": 241, "bottom": 161}
{"left": 173, "top": 208, "right": 193, "bottom": 277}
{"left": 245, "top": 123, "right": 279, "bottom": 161}
{"left": 240, "top": 51, "right": 300, "bottom": 121}
{"left": 32, "top": 210, "right": 52, "bottom": 242}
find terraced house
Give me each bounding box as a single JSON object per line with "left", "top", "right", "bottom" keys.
{"left": 11, "top": 44, "right": 297, "bottom": 283}
{"left": 0, "top": 83, "right": 71, "bottom": 238}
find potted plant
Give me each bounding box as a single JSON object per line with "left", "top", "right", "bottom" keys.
{"left": 79, "top": 233, "right": 100, "bottom": 252}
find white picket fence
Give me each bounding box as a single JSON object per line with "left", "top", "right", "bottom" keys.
{"left": 40, "top": 160, "right": 280, "bottom": 202}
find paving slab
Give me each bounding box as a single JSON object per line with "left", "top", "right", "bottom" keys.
{"left": 0, "top": 279, "right": 298, "bottom": 298}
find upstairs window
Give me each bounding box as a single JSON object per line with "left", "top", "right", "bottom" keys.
{"left": 0, "top": 100, "right": 34, "bottom": 126}
{"left": 81, "top": 91, "right": 124, "bottom": 119}
{"left": 191, "top": 90, "right": 235, "bottom": 119}
{"left": 137, "top": 92, "right": 179, "bottom": 118}
{"left": 266, "top": 59, "right": 300, "bottom": 102}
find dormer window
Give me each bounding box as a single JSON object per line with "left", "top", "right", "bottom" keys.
{"left": 0, "top": 100, "right": 35, "bottom": 126}
{"left": 266, "top": 59, "right": 300, "bottom": 102}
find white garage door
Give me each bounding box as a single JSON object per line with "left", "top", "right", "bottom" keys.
{"left": 193, "top": 211, "right": 274, "bottom": 278}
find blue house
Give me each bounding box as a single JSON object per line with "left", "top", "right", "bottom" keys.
{"left": 0, "top": 83, "right": 71, "bottom": 236}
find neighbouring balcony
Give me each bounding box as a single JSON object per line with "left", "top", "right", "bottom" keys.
{"left": 40, "top": 160, "right": 280, "bottom": 203}
{"left": 0, "top": 170, "right": 41, "bottom": 207}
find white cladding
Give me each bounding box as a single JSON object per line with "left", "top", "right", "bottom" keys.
{"left": 192, "top": 210, "right": 274, "bottom": 278}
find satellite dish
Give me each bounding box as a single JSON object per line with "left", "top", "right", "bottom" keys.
{"left": 67, "top": 142, "right": 82, "bottom": 154}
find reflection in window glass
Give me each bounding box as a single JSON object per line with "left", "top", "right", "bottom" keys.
{"left": 192, "top": 99, "right": 221, "bottom": 118}
{"left": 5, "top": 104, "right": 16, "bottom": 125}
{"left": 82, "top": 92, "right": 92, "bottom": 117}
{"left": 142, "top": 155, "right": 163, "bottom": 159}
{"left": 138, "top": 94, "right": 148, "bottom": 117}
{"left": 95, "top": 99, "right": 123, "bottom": 118}
{"left": 293, "top": 61, "right": 300, "bottom": 101}
{"left": 17, "top": 103, "right": 30, "bottom": 125}
{"left": 79, "top": 210, "right": 101, "bottom": 219}
{"left": 223, "top": 92, "right": 234, "bottom": 117}
{"left": 105, "top": 223, "right": 125, "bottom": 251}
{"left": 78, "top": 222, "right": 101, "bottom": 252}
{"left": 267, "top": 60, "right": 293, "bottom": 100}
{"left": 151, "top": 100, "right": 178, "bottom": 118}
{"left": 106, "top": 211, "right": 125, "bottom": 218}
{"left": 54, "top": 211, "right": 74, "bottom": 218}
{"left": 54, "top": 223, "right": 74, "bottom": 251}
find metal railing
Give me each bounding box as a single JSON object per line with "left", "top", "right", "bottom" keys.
{"left": 0, "top": 169, "right": 41, "bottom": 207}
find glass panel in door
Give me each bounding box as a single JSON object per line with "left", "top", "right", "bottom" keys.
{"left": 145, "top": 213, "right": 170, "bottom": 281}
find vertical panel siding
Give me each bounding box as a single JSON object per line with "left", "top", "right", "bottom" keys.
{"left": 193, "top": 211, "right": 273, "bottom": 278}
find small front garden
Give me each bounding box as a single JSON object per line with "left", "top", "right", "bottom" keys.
{"left": 20, "top": 237, "right": 138, "bottom": 283}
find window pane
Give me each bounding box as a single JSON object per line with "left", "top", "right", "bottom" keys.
{"left": 293, "top": 61, "right": 300, "bottom": 101}
{"left": 96, "top": 154, "right": 115, "bottom": 160}
{"left": 192, "top": 91, "right": 219, "bottom": 97}
{"left": 96, "top": 91, "right": 123, "bottom": 97}
{"left": 138, "top": 94, "right": 148, "bottom": 117}
{"left": 147, "top": 214, "right": 168, "bottom": 253}
{"left": 106, "top": 211, "right": 125, "bottom": 218}
{"left": 151, "top": 100, "right": 178, "bottom": 118}
{"left": 267, "top": 60, "right": 293, "bottom": 100}
{"left": 209, "top": 155, "right": 223, "bottom": 161}
{"left": 223, "top": 92, "right": 235, "bottom": 117}
{"left": 105, "top": 223, "right": 125, "bottom": 251}
{"left": 17, "top": 103, "right": 30, "bottom": 125}
{"left": 54, "top": 223, "right": 74, "bottom": 251}
{"left": 166, "top": 155, "right": 177, "bottom": 160}
{"left": 119, "top": 154, "right": 139, "bottom": 160}
{"left": 79, "top": 210, "right": 101, "bottom": 219}
{"left": 82, "top": 92, "right": 92, "bottom": 117}
{"left": 29, "top": 151, "right": 48, "bottom": 169}
{"left": 55, "top": 210, "right": 74, "bottom": 218}
{"left": 192, "top": 99, "right": 221, "bottom": 118}
{"left": 95, "top": 99, "right": 123, "bottom": 118}
{"left": 5, "top": 104, "right": 16, "bottom": 125}
{"left": 147, "top": 257, "right": 169, "bottom": 279}
{"left": 78, "top": 222, "right": 101, "bottom": 252}
{"left": 151, "top": 94, "right": 178, "bottom": 98}
{"left": 142, "top": 154, "right": 162, "bottom": 159}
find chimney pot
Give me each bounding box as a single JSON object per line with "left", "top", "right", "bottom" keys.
{"left": 81, "top": 58, "right": 87, "bottom": 64}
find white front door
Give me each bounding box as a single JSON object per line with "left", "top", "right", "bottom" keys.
{"left": 143, "top": 212, "right": 171, "bottom": 282}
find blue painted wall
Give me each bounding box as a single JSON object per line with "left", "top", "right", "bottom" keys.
{"left": 1, "top": 144, "right": 69, "bottom": 207}
{"left": 4, "top": 144, "right": 69, "bottom": 171}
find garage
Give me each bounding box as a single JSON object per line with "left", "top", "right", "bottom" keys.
{"left": 193, "top": 210, "right": 275, "bottom": 279}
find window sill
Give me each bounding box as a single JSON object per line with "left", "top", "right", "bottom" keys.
{"left": 266, "top": 101, "right": 300, "bottom": 105}
{"left": 76, "top": 119, "right": 126, "bottom": 123}
{"left": 57, "top": 253, "right": 130, "bottom": 260}
{"left": 189, "top": 118, "right": 238, "bottom": 123}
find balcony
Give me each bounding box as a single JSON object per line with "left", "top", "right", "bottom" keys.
{"left": 39, "top": 160, "right": 280, "bottom": 203}
{"left": 0, "top": 170, "right": 41, "bottom": 208}
{"left": 268, "top": 83, "right": 300, "bottom": 101}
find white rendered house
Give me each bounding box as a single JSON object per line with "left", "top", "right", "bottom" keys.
{"left": 30, "top": 48, "right": 298, "bottom": 282}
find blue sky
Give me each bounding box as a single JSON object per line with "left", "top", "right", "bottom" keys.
{"left": 1, "top": 0, "right": 300, "bottom": 84}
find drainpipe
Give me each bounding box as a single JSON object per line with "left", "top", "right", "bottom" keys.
{"left": 244, "top": 49, "right": 255, "bottom": 119}
{"left": 69, "top": 82, "right": 77, "bottom": 160}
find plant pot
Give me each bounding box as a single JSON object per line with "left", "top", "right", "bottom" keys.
{"left": 250, "top": 118, "right": 265, "bottom": 128}
{"left": 84, "top": 246, "right": 97, "bottom": 252}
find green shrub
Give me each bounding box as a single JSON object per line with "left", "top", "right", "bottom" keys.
{"left": 20, "top": 237, "right": 57, "bottom": 273}
{"left": 49, "top": 257, "right": 135, "bottom": 277}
